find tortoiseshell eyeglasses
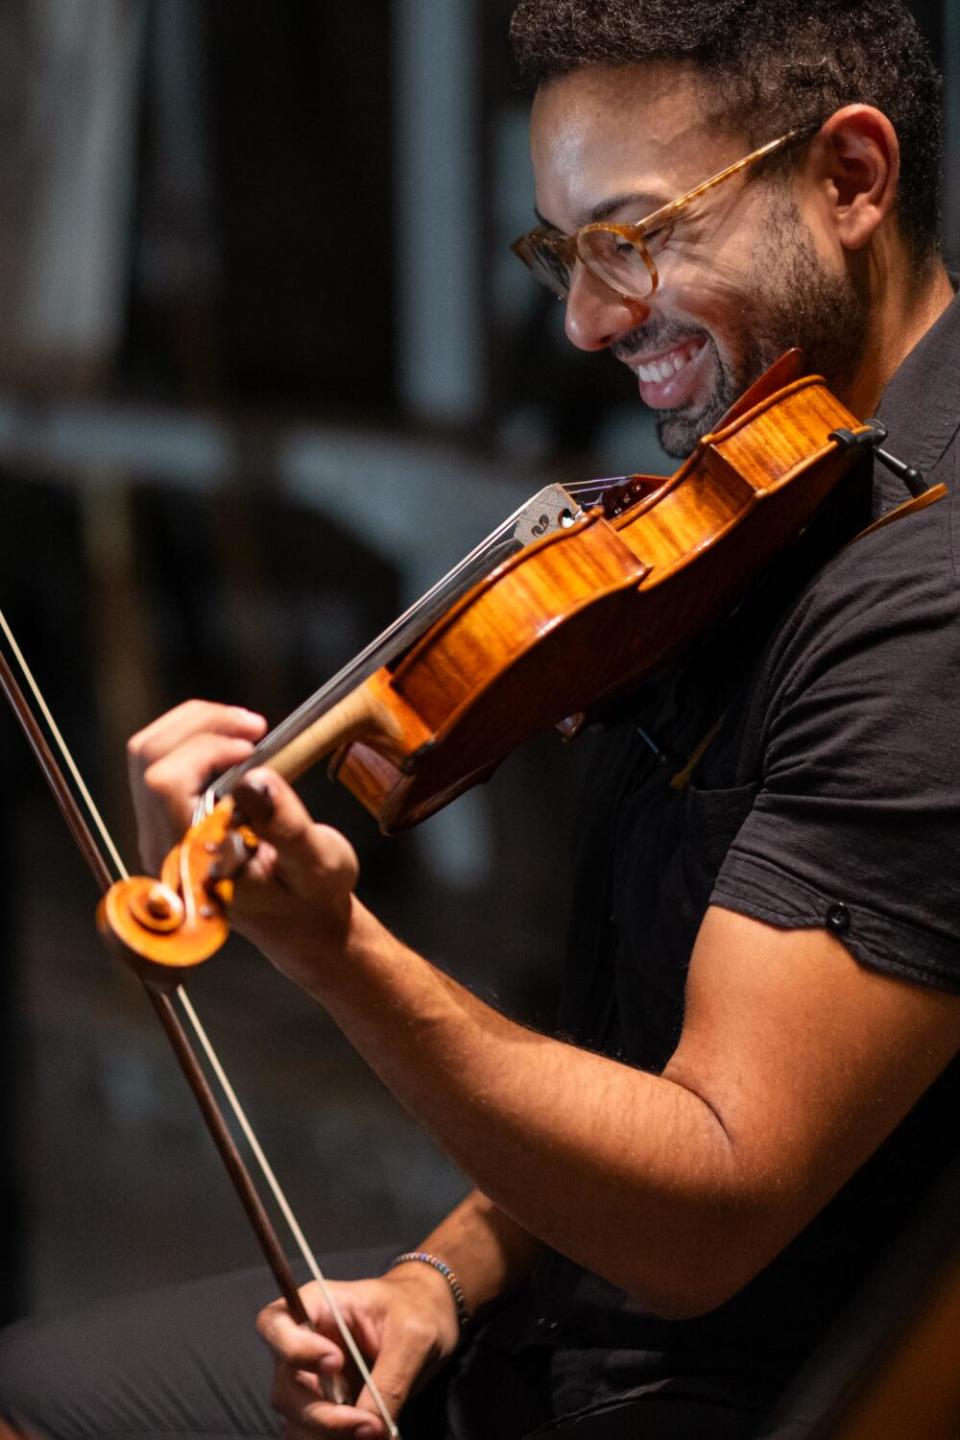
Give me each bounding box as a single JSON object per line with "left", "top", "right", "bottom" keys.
{"left": 510, "top": 129, "right": 805, "bottom": 302}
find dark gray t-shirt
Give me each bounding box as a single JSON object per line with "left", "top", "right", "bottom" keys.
{"left": 483, "top": 292, "right": 960, "bottom": 1418}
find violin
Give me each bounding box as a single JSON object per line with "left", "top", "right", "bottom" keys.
{"left": 98, "top": 348, "right": 932, "bottom": 986}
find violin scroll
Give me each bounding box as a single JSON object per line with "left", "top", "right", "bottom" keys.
{"left": 97, "top": 800, "right": 256, "bottom": 986}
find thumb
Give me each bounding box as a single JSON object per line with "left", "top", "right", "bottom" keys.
{"left": 233, "top": 769, "right": 358, "bottom": 894}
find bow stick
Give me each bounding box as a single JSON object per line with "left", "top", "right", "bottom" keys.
{"left": 0, "top": 606, "right": 398, "bottom": 1438}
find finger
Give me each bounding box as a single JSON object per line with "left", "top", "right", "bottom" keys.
{"left": 233, "top": 772, "right": 315, "bottom": 868}
{"left": 283, "top": 1414, "right": 385, "bottom": 1440}
{"left": 133, "top": 736, "right": 264, "bottom": 873}
{"left": 258, "top": 1301, "right": 347, "bottom": 1370}
{"left": 128, "top": 700, "right": 266, "bottom": 773}
{"left": 260, "top": 1292, "right": 394, "bottom": 1439}
{"left": 289, "top": 1401, "right": 387, "bottom": 1439}
{"left": 271, "top": 1360, "right": 353, "bottom": 1417}
{"left": 272, "top": 1372, "right": 387, "bottom": 1439}
{"left": 284, "top": 1413, "right": 385, "bottom": 1440}
{"left": 234, "top": 771, "right": 359, "bottom": 894}
{"left": 140, "top": 734, "right": 261, "bottom": 818}
{"left": 231, "top": 838, "right": 281, "bottom": 889}
{"left": 351, "top": 1333, "right": 423, "bottom": 1432}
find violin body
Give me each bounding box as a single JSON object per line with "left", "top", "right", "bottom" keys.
{"left": 333, "top": 372, "right": 864, "bottom": 831}
{"left": 99, "top": 358, "right": 874, "bottom": 980}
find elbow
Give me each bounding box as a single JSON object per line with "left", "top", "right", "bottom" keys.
{"left": 634, "top": 1274, "right": 751, "bottom": 1322}
{"left": 618, "top": 1215, "right": 777, "bottom": 1321}
{"left": 625, "top": 1272, "right": 749, "bottom": 1323}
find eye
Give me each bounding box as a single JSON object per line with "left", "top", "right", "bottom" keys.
{"left": 643, "top": 221, "right": 675, "bottom": 251}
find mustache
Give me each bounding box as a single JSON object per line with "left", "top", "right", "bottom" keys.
{"left": 612, "top": 319, "right": 708, "bottom": 364}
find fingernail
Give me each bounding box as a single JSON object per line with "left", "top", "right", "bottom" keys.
{"left": 355, "top": 1428, "right": 377, "bottom": 1440}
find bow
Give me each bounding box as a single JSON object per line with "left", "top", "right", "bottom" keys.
{"left": 0, "top": 605, "right": 398, "bottom": 1437}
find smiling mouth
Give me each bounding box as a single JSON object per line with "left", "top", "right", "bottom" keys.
{"left": 631, "top": 337, "right": 706, "bottom": 384}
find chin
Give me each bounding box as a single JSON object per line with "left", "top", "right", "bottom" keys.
{"left": 656, "top": 416, "right": 702, "bottom": 459}
{"left": 656, "top": 395, "right": 726, "bottom": 458}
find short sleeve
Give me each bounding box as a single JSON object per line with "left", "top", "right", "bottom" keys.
{"left": 711, "top": 489, "right": 960, "bottom": 992}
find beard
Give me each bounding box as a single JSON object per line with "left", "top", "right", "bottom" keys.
{"left": 625, "top": 206, "right": 870, "bottom": 459}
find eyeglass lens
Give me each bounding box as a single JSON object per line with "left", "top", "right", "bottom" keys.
{"left": 525, "top": 230, "right": 656, "bottom": 301}
{"left": 578, "top": 230, "right": 656, "bottom": 299}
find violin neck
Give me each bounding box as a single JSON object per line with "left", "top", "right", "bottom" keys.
{"left": 266, "top": 670, "right": 432, "bottom": 784}
{"left": 208, "top": 481, "right": 584, "bottom": 804}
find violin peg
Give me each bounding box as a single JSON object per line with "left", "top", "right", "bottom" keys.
{"left": 209, "top": 827, "right": 260, "bottom": 883}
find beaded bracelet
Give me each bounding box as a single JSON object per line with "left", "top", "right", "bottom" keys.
{"left": 389, "top": 1250, "right": 471, "bottom": 1329}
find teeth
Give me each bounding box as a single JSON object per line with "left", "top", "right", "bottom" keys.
{"left": 635, "top": 345, "right": 696, "bottom": 384}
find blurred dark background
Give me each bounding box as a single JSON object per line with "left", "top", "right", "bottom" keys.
{"left": 0, "top": 0, "right": 956, "bottom": 1324}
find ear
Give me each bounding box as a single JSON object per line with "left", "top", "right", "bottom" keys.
{"left": 812, "top": 105, "right": 901, "bottom": 252}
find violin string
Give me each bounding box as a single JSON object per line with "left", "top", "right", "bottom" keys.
{"left": 176, "top": 989, "right": 399, "bottom": 1438}
{"left": 212, "top": 479, "right": 623, "bottom": 798}
{"left": 211, "top": 507, "right": 526, "bottom": 796}
{"left": 0, "top": 607, "right": 398, "bottom": 1436}
{"left": 244, "top": 471, "right": 638, "bottom": 760}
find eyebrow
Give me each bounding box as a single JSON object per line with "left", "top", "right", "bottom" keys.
{"left": 534, "top": 189, "right": 668, "bottom": 232}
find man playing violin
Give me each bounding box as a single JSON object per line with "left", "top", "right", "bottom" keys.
{"left": 3, "top": 1, "right": 960, "bottom": 1436}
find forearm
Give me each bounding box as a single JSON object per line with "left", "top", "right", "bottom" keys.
{"left": 282, "top": 901, "right": 738, "bottom": 1316}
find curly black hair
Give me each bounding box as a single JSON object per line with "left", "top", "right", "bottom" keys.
{"left": 510, "top": 0, "right": 943, "bottom": 261}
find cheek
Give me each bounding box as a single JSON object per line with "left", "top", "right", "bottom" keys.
{"left": 654, "top": 220, "right": 765, "bottom": 315}
{"left": 651, "top": 262, "right": 757, "bottom": 359}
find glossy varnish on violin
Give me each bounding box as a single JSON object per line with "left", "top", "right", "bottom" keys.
{"left": 100, "top": 358, "right": 873, "bottom": 978}
{"left": 333, "top": 373, "right": 866, "bottom": 830}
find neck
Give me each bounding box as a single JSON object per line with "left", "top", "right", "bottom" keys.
{"left": 841, "top": 256, "right": 954, "bottom": 419}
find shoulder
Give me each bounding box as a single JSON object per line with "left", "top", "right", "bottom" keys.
{"left": 759, "top": 479, "right": 959, "bottom": 715}
{"left": 715, "top": 478, "right": 960, "bottom": 991}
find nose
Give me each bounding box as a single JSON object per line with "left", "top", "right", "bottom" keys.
{"left": 563, "top": 262, "right": 651, "bottom": 351}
